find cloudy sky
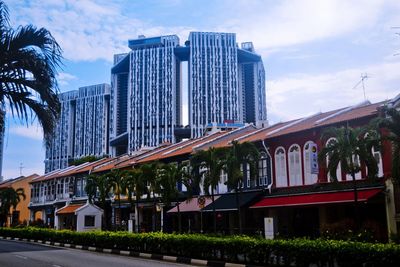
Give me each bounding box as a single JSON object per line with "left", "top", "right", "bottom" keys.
{"left": 2, "top": 0, "right": 400, "bottom": 179}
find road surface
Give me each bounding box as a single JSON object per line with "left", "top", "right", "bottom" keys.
{"left": 0, "top": 239, "right": 187, "bottom": 267}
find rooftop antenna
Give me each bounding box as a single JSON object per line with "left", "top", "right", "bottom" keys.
{"left": 352, "top": 73, "right": 368, "bottom": 101}
{"left": 19, "top": 162, "right": 24, "bottom": 176}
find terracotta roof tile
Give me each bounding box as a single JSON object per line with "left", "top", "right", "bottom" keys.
{"left": 56, "top": 204, "right": 84, "bottom": 214}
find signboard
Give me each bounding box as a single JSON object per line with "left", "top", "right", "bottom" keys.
{"left": 198, "top": 196, "right": 206, "bottom": 209}
{"left": 128, "top": 219, "right": 133, "bottom": 233}
{"left": 264, "top": 217, "right": 274, "bottom": 239}
{"left": 310, "top": 143, "right": 319, "bottom": 174}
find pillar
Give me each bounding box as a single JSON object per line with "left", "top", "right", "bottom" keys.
{"left": 385, "top": 179, "right": 398, "bottom": 241}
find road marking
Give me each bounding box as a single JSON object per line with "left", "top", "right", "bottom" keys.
{"left": 14, "top": 254, "right": 28, "bottom": 260}
{"left": 52, "top": 265, "right": 62, "bottom": 267}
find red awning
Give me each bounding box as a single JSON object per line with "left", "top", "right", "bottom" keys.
{"left": 250, "top": 188, "right": 382, "bottom": 209}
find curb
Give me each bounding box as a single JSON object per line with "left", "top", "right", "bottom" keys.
{"left": 0, "top": 236, "right": 259, "bottom": 267}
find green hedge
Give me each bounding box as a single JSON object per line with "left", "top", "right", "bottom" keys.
{"left": 0, "top": 227, "right": 399, "bottom": 266}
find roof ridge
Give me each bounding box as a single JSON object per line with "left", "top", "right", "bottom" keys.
{"left": 192, "top": 126, "right": 251, "bottom": 151}
{"left": 314, "top": 100, "right": 370, "bottom": 125}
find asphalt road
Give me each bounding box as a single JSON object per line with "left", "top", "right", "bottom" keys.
{"left": 0, "top": 239, "right": 187, "bottom": 267}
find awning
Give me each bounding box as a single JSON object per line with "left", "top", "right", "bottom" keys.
{"left": 56, "top": 204, "right": 84, "bottom": 215}
{"left": 250, "top": 188, "right": 382, "bottom": 209}
{"left": 167, "top": 196, "right": 219, "bottom": 213}
{"left": 202, "top": 191, "right": 262, "bottom": 212}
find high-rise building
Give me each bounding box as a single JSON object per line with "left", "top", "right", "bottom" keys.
{"left": 239, "top": 42, "right": 267, "bottom": 127}
{"left": 110, "top": 35, "right": 181, "bottom": 155}
{"left": 111, "top": 32, "right": 266, "bottom": 154}
{"left": 45, "top": 84, "right": 110, "bottom": 173}
{"left": 188, "top": 32, "right": 241, "bottom": 138}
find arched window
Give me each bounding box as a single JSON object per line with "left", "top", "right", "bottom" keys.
{"left": 346, "top": 155, "right": 362, "bottom": 180}
{"left": 326, "top": 138, "right": 342, "bottom": 181}
{"left": 364, "top": 133, "right": 384, "bottom": 178}
{"left": 373, "top": 146, "right": 384, "bottom": 177}
{"left": 288, "top": 144, "right": 302, "bottom": 186}
{"left": 275, "top": 147, "right": 287, "bottom": 187}
{"left": 303, "top": 141, "right": 318, "bottom": 185}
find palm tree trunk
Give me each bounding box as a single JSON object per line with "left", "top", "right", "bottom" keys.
{"left": 212, "top": 191, "right": 217, "bottom": 234}
{"left": 152, "top": 192, "right": 157, "bottom": 232}
{"left": 135, "top": 199, "right": 140, "bottom": 233}
{"left": 237, "top": 186, "right": 243, "bottom": 235}
{"left": 352, "top": 170, "right": 359, "bottom": 230}
{"left": 102, "top": 198, "right": 108, "bottom": 230}
{"left": 176, "top": 195, "right": 182, "bottom": 233}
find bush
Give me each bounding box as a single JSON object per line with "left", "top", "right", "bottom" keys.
{"left": 0, "top": 227, "right": 399, "bottom": 266}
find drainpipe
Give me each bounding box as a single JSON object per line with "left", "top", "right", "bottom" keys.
{"left": 262, "top": 139, "right": 273, "bottom": 194}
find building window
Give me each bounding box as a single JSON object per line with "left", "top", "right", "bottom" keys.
{"left": 246, "top": 163, "right": 251, "bottom": 188}
{"left": 288, "top": 144, "right": 302, "bottom": 186}
{"left": 364, "top": 133, "right": 384, "bottom": 178}
{"left": 84, "top": 215, "right": 95, "bottom": 227}
{"left": 326, "top": 138, "right": 342, "bottom": 181}
{"left": 258, "top": 152, "right": 271, "bottom": 186}
{"left": 303, "top": 141, "right": 318, "bottom": 185}
{"left": 275, "top": 147, "right": 287, "bottom": 187}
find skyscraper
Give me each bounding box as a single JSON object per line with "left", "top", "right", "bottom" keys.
{"left": 111, "top": 32, "right": 266, "bottom": 155}
{"left": 239, "top": 42, "right": 267, "bottom": 128}
{"left": 187, "top": 32, "right": 267, "bottom": 138}
{"left": 45, "top": 84, "right": 110, "bottom": 173}
{"left": 110, "top": 35, "right": 181, "bottom": 155}
{"left": 188, "top": 32, "right": 241, "bottom": 138}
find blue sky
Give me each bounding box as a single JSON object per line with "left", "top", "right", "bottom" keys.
{"left": 2, "top": 0, "right": 400, "bottom": 179}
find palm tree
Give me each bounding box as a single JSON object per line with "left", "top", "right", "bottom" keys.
{"left": 121, "top": 168, "right": 146, "bottom": 232}
{"left": 0, "top": 187, "right": 25, "bottom": 226}
{"left": 378, "top": 107, "right": 400, "bottom": 182}
{"left": 140, "top": 162, "right": 161, "bottom": 231}
{"left": 0, "top": 1, "right": 62, "bottom": 144}
{"left": 158, "top": 162, "right": 192, "bottom": 233}
{"left": 318, "top": 126, "right": 379, "bottom": 228}
{"left": 85, "top": 173, "right": 112, "bottom": 230}
{"left": 224, "top": 141, "right": 259, "bottom": 234}
{"left": 190, "top": 147, "right": 227, "bottom": 233}
{"left": 109, "top": 169, "right": 124, "bottom": 228}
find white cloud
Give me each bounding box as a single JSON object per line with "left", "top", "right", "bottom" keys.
{"left": 9, "top": 0, "right": 195, "bottom": 62}
{"left": 57, "top": 72, "right": 77, "bottom": 86}
{"left": 267, "top": 60, "right": 400, "bottom": 123}
{"left": 9, "top": 126, "right": 44, "bottom": 141}
{"left": 9, "top": 0, "right": 399, "bottom": 63}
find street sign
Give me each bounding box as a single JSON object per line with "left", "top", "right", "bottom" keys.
{"left": 310, "top": 143, "right": 319, "bottom": 174}
{"left": 264, "top": 217, "right": 274, "bottom": 239}
{"left": 198, "top": 196, "right": 206, "bottom": 208}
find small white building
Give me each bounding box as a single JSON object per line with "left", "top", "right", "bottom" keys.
{"left": 55, "top": 202, "right": 103, "bottom": 232}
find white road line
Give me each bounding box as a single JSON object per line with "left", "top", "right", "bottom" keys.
{"left": 52, "top": 265, "right": 62, "bottom": 267}
{"left": 14, "top": 254, "right": 28, "bottom": 260}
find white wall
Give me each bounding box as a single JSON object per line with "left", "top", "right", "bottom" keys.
{"left": 76, "top": 204, "right": 103, "bottom": 232}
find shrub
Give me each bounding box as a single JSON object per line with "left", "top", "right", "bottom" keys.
{"left": 0, "top": 227, "right": 399, "bottom": 266}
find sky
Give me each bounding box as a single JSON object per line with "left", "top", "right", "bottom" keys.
{"left": 2, "top": 0, "right": 400, "bottom": 179}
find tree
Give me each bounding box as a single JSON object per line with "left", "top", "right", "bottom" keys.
{"left": 158, "top": 162, "right": 192, "bottom": 233}
{"left": 190, "top": 147, "right": 227, "bottom": 233}
{"left": 0, "top": 187, "right": 25, "bottom": 226}
{"left": 224, "top": 141, "right": 259, "bottom": 234}
{"left": 121, "top": 168, "right": 147, "bottom": 232}
{"left": 378, "top": 107, "right": 400, "bottom": 182}
{"left": 140, "top": 162, "right": 161, "bottom": 231}
{"left": 85, "top": 174, "right": 112, "bottom": 230}
{"left": 109, "top": 169, "right": 124, "bottom": 228}
{"left": 318, "top": 126, "right": 379, "bottom": 228}
{"left": 0, "top": 1, "right": 62, "bottom": 144}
